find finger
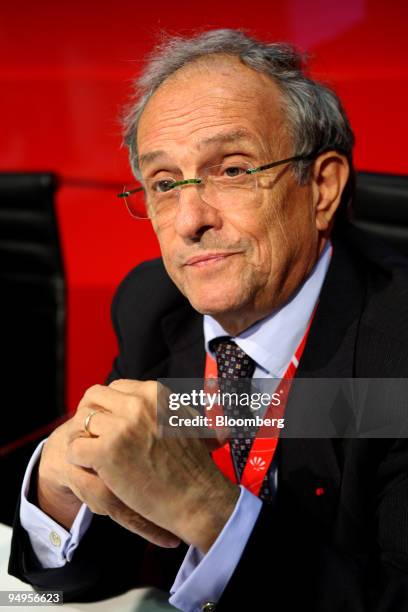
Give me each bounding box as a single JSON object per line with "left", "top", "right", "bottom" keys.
{"left": 109, "top": 379, "right": 156, "bottom": 395}
{"left": 67, "top": 465, "right": 122, "bottom": 516}
{"left": 110, "top": 379, "right": 159, "bottom": 407}
{"left": 68, "top": 469, "right": 110, "bottom": 515}
{"left": 68, "top": 409, "right": 121, "bottom": 444}
{"left": 69, "top": 404, "right": 113, "bottom": 442}
{"left": 81, "top": 409, "right": 121, "bottom": 439}
{"left": 67, "top": 435, "right": 106, "bottom": 470}
{"left": 78, "top": 384, "right": 137, "bottom": 416}
{"left": 68, "top": 465, "right": 180, "bottom": 548}
{"left": 109, "top": 505, "right": 180, "bottom": 548}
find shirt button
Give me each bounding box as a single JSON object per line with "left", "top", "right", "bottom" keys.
{"left": 202, "top": 603, "right": 216, "bottom": 612}
{"left": 49, "top": 531, "right": 61, "bottom": 547}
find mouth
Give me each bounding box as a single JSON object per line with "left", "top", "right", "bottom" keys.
{"left": 184, "top": 252, "right": 241, "bottom": 268}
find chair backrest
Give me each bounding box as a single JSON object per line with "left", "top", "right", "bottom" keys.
{"left": 0, "top": 173, "right": 65, "bottom": 523}
{"left": 353, "top": 172, "right": 408, "bottom": 256}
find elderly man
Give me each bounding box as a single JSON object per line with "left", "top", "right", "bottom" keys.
{"left": 9, "top": 29, "right": 408, "bottom": 611}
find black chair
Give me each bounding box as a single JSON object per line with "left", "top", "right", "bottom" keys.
{"left": 0, "top": 173, "right": 65, "bottom": 524}
{"left": 353, "top": 172, "right": 408, "bottom": 256}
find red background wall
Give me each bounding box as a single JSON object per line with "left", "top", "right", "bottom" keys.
{"left": 1, "top": 0, "right": 407, "bottom": 413}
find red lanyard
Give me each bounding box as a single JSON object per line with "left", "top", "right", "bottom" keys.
{"left": 205, "top": 311, "right": 315, "bottom": 497}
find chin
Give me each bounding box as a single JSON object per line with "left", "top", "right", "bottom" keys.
{"left": 186, "top": 290, "right": 246, "bottom": 317}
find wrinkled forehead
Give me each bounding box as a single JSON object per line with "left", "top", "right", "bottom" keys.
{"left": 136, "top": 56, "right": 291, "bottom": 166}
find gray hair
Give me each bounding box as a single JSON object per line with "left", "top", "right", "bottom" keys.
{"left": 123, "top": 28, "right": 355, "bottom": 217}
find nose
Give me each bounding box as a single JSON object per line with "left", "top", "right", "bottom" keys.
{"left": 173, "top": 182, "right": 222, "bottom": 240}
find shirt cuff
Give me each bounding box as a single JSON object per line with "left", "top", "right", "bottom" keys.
{"left": 19, "top": 439, "right": 93, "bottom": 569}
{"left": 169, "top": 485, "right": 262, "bottom": 612}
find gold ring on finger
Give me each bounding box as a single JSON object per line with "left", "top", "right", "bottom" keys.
{"left": 84, "top": 409, "right": 100, "bottom": 437}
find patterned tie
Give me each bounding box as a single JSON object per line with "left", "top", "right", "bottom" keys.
{"left": 212, "top": 338, "right": 273, "bottom": 502}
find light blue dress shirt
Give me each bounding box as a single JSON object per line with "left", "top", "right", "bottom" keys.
{"left": 20, "top": 242, "right": 331, "bottom": 611}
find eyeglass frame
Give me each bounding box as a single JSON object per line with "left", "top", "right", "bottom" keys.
{"left": 117, "top": 150, "right": 318, "bottom": 217}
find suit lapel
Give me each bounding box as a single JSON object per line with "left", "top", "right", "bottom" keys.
{"left": 161, "top": 302, "right": 204, "bottom": 379}
{"left": 296, "top": 237, "right": 366, "bottom": 379}
{"left": 279, "top": 235, "right": 367, "bottom": 528}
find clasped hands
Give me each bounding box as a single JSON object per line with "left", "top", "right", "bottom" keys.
{"left": 37, "top": 380, "right": 239, "bottom": 554}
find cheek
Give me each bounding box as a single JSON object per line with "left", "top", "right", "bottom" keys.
{"left": 233, "top": 203, "right": 285, "bottom": 273}
{"left": 260, "top": 182, "right": 308, "bottom": 249}
{"left": 246, "top": 188, "right": 310, "bottom": 287}
{"left": 154, "top": 228, "right": 180, "bottom": 277}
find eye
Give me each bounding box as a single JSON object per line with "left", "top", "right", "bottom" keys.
{"left": 151, "top": 178, "right": 176, "bottom": 193}
{"left": 223, "top": 166, "right": 247, "bottom": 178}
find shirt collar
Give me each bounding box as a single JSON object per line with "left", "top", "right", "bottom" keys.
{"left": 204, "top": 241, "right": 332, "bottom": 377}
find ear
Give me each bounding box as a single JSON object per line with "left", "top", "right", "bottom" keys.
{"left": 311, "top": 151, "right": 350, "bottom": 233}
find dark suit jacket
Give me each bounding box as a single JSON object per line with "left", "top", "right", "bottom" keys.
{"left": 8, "top": 226, "right": 408, "bottom": 610}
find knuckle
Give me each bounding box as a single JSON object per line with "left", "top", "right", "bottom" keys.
{"left": 127, "top": 513, "right": 147, "bottom": 532}
{"left": 109, "top": 378, "right": 127, "bottom": 389}
{"left": 113, "top": 507, "right": 145, "bottom": 532}
{"left": 144, "top": 380, "right": 158, "bottom": 397}
{"left": 84, "top": 383, "right": 104, "bottom": 399}
{"left": 77, "top": 389, "right": 94, "bottom": 412}
{"left": 144, "top": 379, "right": 157, "bottom": 391}
{"left": 126, "top": 394, "right": 142, "bottom": 417}
{"left": 76, "top": 384, "right": 106, "bottom": 414}
{"left": 108, "top": 502, "right": 128, "bottom": 523}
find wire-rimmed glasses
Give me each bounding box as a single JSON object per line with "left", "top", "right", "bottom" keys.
{"left": 117, "top": 152, "right": 315, "bottom": 221}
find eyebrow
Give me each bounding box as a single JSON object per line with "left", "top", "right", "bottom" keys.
{"left": 138, "top": 129, "right": 254, "bottom": 168}
{"left": 199, "top": 128, "right": 253, "bottom": 148}
{"left": 138, "top": 150, "right": 166, "bottom": 168}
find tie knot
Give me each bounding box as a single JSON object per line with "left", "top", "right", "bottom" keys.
{"left": 211, "top": 338, "right": 255, "bottom": 380}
